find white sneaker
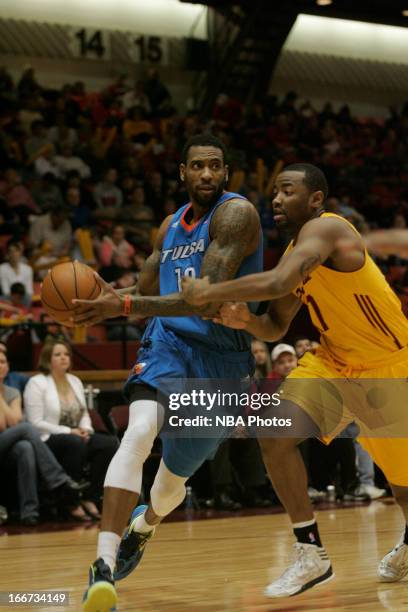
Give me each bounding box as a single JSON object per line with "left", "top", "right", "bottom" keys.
{"left": 264, "top": 543, "right": 334, "bottom": 598}
{"left": 378, "top": 536, "right": 408, "bottom": 582}
{"left": 360, "top": 484, "right": 387, "bottom": 500}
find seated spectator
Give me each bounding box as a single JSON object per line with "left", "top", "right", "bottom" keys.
{"left": 121, "top": 80, "right": 151, "bottom": 114}
{"left": 93, "top": 168, "right": 123, "bottom": 209}
{"left": 48, "top": 120, "right": 78, "bottom": 150}
{"left": 0, "top": 350, "right": 85, "bottom": 525}
{"left": 54, "top": 141, "right": 91, "bottom": 179}
{"left": 122, "top": 106, "right": 154, "bottom": 144}
{"left": 294, "top": 337, "right": 312, "bottom": 358}
{"left": 66, "top": 186, "right": 92, "bottom": 230}
{"left": 28, "top": 206, "right": 72, "bottom": 273}
{"left": 33, "top": 144, "right": 61, "bottom": 178}
{"left": 24, "top": 339, "right": 119, "bottom": 520}
{"left": 269, "top": 343, "right": 297, "bottom": 379}
{"left": 0, "top": 342, "right": 29, "bottom": 393}
{"left": 119, "top": 185, "right": 154, "bottom": 250}
{"left": 98, "top": 224, "right": 136, "bottom": 282}
{"left": 0, "top": 168, "right": 39, "bottom": 215}
{"left": 0, "top": 239, "right": 33, "bottom": 301}
{"left": 0, "top": 282, "right": 32, "bottom": 320}
{"left": 25, "top": 120, "right": 52, "bottom": 161}
{"left": 251, "top": 339, "right": 272, "bottom": 380}
{"left": 31, "top": 172, "right": 64, "bottom": 212}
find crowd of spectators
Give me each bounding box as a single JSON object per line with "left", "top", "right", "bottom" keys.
{"left": 0, "top": 68, "right": 407, "bottom": 314}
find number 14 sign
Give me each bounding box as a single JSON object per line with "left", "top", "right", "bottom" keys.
{"left": 68, "top": 28, "right": 111, "bottom": 60}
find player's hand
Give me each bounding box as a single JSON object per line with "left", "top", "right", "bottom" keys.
{"left": 72, "top": 272, "right": 123, "bottom": 325}
{"left": 181, "top": 276, "right": 211, "bottom": 305}
{"left": 212, "top": 302, "right": 251, "bottom": 329}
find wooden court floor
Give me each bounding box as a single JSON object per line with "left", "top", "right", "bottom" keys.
{"left": 1, "top": 500, "right": 408, "bottom": 611}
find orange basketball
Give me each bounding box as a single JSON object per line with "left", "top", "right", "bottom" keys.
{"left": 41, "top": 261, "right": 101, "bottom": 327}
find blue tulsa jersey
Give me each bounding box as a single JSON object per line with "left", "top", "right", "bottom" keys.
{"left": 158, "top": 191, "right": 263, "bottom": 351}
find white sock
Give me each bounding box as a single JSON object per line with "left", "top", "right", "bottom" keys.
{"left": 132, "top": 510, "right": 155, "bottom": 534}
{"left": 292, "top": 518, "right": 316, "bottom": 529}
{"left": 97, "top": 531, "right": 121, "bottom": 573}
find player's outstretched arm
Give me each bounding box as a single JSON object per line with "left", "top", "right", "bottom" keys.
{"left": 72, "top": 200, "right": 260, "bottom": 324}
{"left": 364, "top": 229, "right": 408, "bottom": 258}
{"left": 182, "top": 217, "right": 340, "bottom": 305}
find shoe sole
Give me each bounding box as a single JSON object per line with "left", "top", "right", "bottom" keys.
{"left": 82, "top": 581, "right": 117, "bottom": 612}
{"left": 265, "top": 567, "right": 335, "bottom": 598}
{"left": 378, "top": 570, "right": 408, "bottom": 582}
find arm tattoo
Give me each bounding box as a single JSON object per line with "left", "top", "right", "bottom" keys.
{"left": 299, "top": 254, "right": 321, "bottom": 280}
{"left": 130, "top": 200, "right": 260, "bottom": 317}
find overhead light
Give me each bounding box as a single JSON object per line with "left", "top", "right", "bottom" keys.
{"left": 402, "top": 9, "right": 408, "bottom": 16}
{"left": 316, "top": 0, "right": 333, "bottom": 5}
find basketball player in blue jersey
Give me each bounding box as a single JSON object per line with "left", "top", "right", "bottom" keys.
{"left": 75, "top": 134, "right": 263, "bottom": 612}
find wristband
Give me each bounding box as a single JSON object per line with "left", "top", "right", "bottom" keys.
{"left": 123, "top": 294, "right": 132, "bottom": 316}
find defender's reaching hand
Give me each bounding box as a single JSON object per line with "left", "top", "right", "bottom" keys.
{"left": 212, "top": 302, "right": 251, "bottom": 329}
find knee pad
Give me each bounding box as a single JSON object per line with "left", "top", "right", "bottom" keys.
{"left": 120, "top": 421, "right": 156, "bottom": 461}
{"left": 150, "top": 460, "right": 187, "bottom": 517}
{"left": 103, "top": 400, "right": 160, "bottom": 492}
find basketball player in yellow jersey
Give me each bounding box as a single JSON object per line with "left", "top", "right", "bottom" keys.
{"left": 182, "top": 163, "right": 408, "bottom": 597}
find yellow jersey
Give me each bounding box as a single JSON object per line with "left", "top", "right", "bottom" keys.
{"left": 285, "top": 213, "right": 408, "bottom": 368}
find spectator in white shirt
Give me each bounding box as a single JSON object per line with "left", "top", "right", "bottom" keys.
{"left": 54, "top": 142, "right": 91, "bottom": 180}
{"left": 29, "top": 208, "right": 71, "bottom": 256}
{"left": 0, "top": 240, "right": 33, "bottom": 301}
{"left": 34, "top": 144, "right": 61, "bottom": 179}
{"left": 93, "top": 168, "right": 123, "bottom": 209}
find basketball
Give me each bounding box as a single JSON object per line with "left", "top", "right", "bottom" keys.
{"left": 41, "top": 261, "right": 101, "bottom": 327}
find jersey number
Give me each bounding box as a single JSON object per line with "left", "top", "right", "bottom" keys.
{"left": 306, "top": 295, "right": 329, "bottom": 333}
{"left": 175, "top": 267, "right": 196, "bottom": 292}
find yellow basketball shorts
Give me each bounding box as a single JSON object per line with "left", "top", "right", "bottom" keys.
{"left": 281, "top": 347, "right": 408, "bottom": 486}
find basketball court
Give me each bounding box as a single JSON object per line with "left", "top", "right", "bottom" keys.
{"left": 1, "top": 500, "right": 406, "bottom": 611}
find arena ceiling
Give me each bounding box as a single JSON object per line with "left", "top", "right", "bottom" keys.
{"left": 180, "top": 0, "right": 408, "bottom": 29}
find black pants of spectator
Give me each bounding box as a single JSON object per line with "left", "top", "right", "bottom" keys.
{"left": 0, "top": 422, "right": 69, "bottom": 521}
{"left": 210, "top": 438, "right": 267, "bottom": 492}
{"left": 308, "top": 437, "right": 359, "bottom": 495}
{"left": 46, "top": 432, "right": 118, "bottom": 504}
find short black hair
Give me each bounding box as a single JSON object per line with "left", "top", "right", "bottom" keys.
{"left": 10, "top": 282, "right": 25, "bottom": 296}
{"left": 283, "top": 163, "right": 329, "bottom": 200}
{"left": 7, "top": 238, "right": 22, "bottom": 251}
{"left": 181, "top": 134, "right": 228, "bottom": 165}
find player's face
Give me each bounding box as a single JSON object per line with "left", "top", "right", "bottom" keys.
{"left": 272, "top": 171, "right": 322, "bottom": 231}
{"left": 51, "top": 344, "right": 71, "bottom": 373}
{"left": 180, "top": 146, "right": 228, "bottom": 209}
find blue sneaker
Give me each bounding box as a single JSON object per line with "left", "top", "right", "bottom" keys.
{"left": 114, "top": 505, "right": 155, "bottom": 581}
{"left": 82, "top": 558, "right": 117, "bottom": 612}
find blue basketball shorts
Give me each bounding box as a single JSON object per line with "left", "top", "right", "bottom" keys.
{"left": 124, "top": 317, "right": 254, "bottom": 477}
